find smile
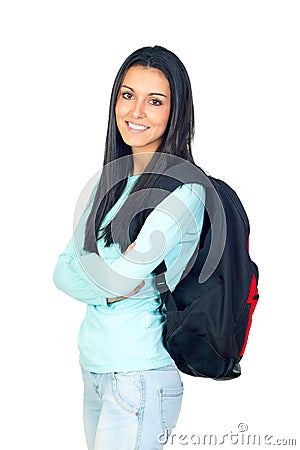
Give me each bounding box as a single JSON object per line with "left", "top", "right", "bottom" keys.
{"left": 126, "top": 121, "right": 150, "bottom": 132}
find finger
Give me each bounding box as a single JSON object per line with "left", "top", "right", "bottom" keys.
{"left": 130, "top": 280, "right": 145, "bottom": 295}
{"left": 123, "top": 287, "right": 138, "bottom": 298}
{"left": 124, "top": 241, "right": 136, "bottom": 255}
{"left": 107, "top": 295, "right": 124, "bottom": 303}
{"left": 108, "top": 280, "right": 145, "bottom": 303}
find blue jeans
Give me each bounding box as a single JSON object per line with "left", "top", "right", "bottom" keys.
{"left": 81, "top": 364, "right": 184, "bottom": 449}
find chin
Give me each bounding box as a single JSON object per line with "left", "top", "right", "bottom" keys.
{"left": 122, "top": 136, "right": 150, "bottom": 148}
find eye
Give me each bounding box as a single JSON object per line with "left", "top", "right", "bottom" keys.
{"left": 149, "top": 98, "right": 162, "bottom": 106}
{"left": 121, "top": 91, "right": 134, "bottom": 100}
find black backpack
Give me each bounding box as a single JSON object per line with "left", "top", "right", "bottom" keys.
{"left": 152, "top": 162, "right": 259, "bottom": 380}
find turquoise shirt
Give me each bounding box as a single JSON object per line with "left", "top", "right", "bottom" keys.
{"left": 53, "top": 174, "right": 205, "bottom": 373}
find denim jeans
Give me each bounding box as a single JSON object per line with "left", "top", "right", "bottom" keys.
{"left": 81, "top": 364, "right": 184, "bottom": 449}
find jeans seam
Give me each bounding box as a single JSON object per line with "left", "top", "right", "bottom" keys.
{"left": 158, "top": 386, "right": 166, "bottom": 434}
{"left": 134, "top": 371, "right": 146, "bottom": 449}
{"left": 158, "top": 384, "right": 184, "bottom": 435}
{"left": 110, "top": 373, "right": 140, "bottom": 415}
{"left": 90, "top": 372, "right": 103, "bottom": 399}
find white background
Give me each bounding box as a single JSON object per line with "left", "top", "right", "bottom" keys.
{"left": 1, "top": 1, "right": 299, "bottom": 448}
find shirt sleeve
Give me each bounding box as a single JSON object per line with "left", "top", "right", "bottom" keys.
{"left": 53, "top": 181, "right": 110, "bottom": 308}
{"left": 53, "top": 236, "right": 111, "bottom": 307}
{"left": 70, "top": 182, "right": 205, "bottom": 299}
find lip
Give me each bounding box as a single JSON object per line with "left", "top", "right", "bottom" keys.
{"left": 125, "top": 121, "right": 150, "bottom": 134}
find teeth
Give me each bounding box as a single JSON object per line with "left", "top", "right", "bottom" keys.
{"left": 128, "top": 122, "right": 148, "bottom": 130}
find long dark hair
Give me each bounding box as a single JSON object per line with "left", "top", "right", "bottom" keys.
{"left": 84, "top": 45, "right": 196, "bottom": 254}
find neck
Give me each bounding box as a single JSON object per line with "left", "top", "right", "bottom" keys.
{"left": 131, "top": 151, "right": 156, "bottom": 176}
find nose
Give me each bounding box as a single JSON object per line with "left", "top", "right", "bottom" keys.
{"left": 131, "top": 100, "right": 146, "bottom": 119}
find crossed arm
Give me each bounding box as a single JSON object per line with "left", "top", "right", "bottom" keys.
{"left": 53, "top": 182, "right": 205, "bottom": 307}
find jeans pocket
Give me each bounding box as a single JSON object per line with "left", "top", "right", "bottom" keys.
{"left": 159, "top": 383, "right": 184, "bottom": 435}
{"left": 111, "top": 372, "right": 142, "bottom": 415}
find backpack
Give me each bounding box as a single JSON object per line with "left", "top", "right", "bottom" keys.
{"left": 152, "top": 162, "right": 259, "bottom": 380}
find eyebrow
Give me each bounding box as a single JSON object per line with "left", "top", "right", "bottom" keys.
{"left": 121, "top": 84, "right": 168, "bottom": 98}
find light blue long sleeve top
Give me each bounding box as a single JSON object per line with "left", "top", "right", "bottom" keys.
{"left": 53, "top": 173, "right": 205, "bottom": 373}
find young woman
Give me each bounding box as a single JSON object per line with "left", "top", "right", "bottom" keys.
{"left": 53, "top": 46, "right": 206, "bottom": 450}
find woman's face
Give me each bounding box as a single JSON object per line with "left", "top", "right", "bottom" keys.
{"left": 115, "top": 65, "right": 171, "bottom": 155}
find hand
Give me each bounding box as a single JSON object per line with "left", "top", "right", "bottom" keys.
{"left": 106, "top": 242, "right": 145, "bottom": 304}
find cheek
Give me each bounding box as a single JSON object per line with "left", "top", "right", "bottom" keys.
{"left": 115, "top": 104, "right": 120, "bottom": 122}
{"left": 115, "top": 100, "right": 127, "bottom": 121}
{"left": 115, "top": 104, "right": 125, "bottom": 134}
{"left": 159, "top": 107, "right": 171, "bottom": 131}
